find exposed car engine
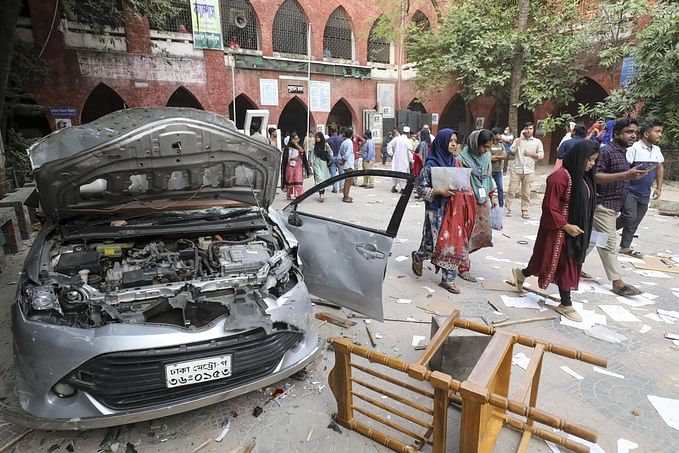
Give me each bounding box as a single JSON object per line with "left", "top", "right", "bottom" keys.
{"left": 21, "top": 229, "right": 298, "bottom": 329}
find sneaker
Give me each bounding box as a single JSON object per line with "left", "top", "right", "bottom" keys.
{"left": 555, "top": 304, "right": 582, "bottom": 322}
{"left": 511, "top": 268, "right": 525, "bottom": 293}
{"left": 331, "top": 189, "right": 338, "bottom": 193}
{"left": 411, "top": 251, "right": 423, "bottom": 276}
{"left": 391, "top": 186, "right": 398, "bottom": 193}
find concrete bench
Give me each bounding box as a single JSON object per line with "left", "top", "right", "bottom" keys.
{"left": 0, "top": 187, "right": 37, "bottom": 240}
{"left": 0, "top": 207, "right": 20, "bottom": 256}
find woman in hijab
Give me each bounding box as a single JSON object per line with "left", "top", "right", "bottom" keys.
{"left": 310, "top": 132, "right": 332, "bottom": 202}
{"left": 511, "top": 140, "right": 598, "bottom": 322}
{"left": 411, "top": 128, "right": 478, "bottom": 294}
{"left": 450, "top": 129, "right": 498, "bottom": 282}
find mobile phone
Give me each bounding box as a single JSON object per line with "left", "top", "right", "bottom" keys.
{"left": 639, "top": 163, "right": 658, "bottom": 172}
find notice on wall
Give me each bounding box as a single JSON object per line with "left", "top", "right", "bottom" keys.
{"left": 377, "top": 83, "right": 395, "bottom": 118}
{"left": 259, "top": 79, "right": 279, "bottom": 106}
{"left": 190, "top": 0, "right": 224, "bottom": 50}
{"left": 310, "top": 81, "right": 331, "bottom": 112}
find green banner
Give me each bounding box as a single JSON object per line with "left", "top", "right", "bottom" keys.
{"left": 190, "top": 0, "right": 223, "bottom": 50}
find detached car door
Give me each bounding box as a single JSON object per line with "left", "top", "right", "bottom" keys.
{"left": 282, "top": 169, "right": 415, "bottom": 321}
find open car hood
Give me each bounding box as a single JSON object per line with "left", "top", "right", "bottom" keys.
{"left": 28, "top": 108, "right": 280, "bottom": 222}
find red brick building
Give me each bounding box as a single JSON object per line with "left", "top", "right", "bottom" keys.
{"left": 15, "top": 0, "right": 620, "bottom": 163}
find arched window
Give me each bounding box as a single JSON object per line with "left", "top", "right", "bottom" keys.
{"left": 166, "top": 87, "right": 203, "bottom": 109}
{"left": 220, "top": 0, "right": 259, "bottom": 50}
{"left": 407, "top": 10, "right": 430, "bottom": 60}
{"left": 323, "top": 7, "right": 353, "bottom": 60}
{"left": 367, "top": 18, "right": 390, "bottom": 64}
{"left": 272, "top": 0, "right": 308, "bottom": 55}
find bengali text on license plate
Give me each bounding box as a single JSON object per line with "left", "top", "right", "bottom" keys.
{"left": 165, "top": 355, "right": 232, "bottom": 388}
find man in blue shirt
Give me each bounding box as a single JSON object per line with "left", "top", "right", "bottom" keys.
{"left": 557, "top": 124, "right": 587, "bottom": 160}
{"left": 327, "top": 126, "right": 344, "bottom": 193}
{"left": 339, "top": 127, "right": 355, "bottom": 203}
{"left": 360, "top": 131, "right": 376, "bottom": 188}
{"left": 616, "top": 119, "right": 665, "bottom": 257}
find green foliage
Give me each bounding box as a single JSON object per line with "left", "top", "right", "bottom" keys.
{"left": 5, "top": 129, "right": 33, "bottom": 186}
{"left": 61, "top": 0, "right": 179, "bottom": 32}
{"left": 600, "top": 2, "right": 679, "bottom": 145}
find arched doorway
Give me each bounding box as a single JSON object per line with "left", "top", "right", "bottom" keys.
{"left": 327, "top": 99, "right": 353, "bottom": 131}
{"left": 81, "top": 83, "right": 126, "bottom": 124}
{"left": 439, "top": 95, "right": 468, "bottom": 138}
{"left": 278, "top": 97, "right": 310, "bottom": 137}
{"left": 228, "top": 94, "right": 257, "bottom": 130}
{"left": 407, "top": 98, "right": 426, "bottom": 113}
{"left": 166, "top": 87, "right": 203, "bottom": 109}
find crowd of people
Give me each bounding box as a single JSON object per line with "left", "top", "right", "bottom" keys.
{"left": 271, "top": 115, "right": 665, "bottom": 322}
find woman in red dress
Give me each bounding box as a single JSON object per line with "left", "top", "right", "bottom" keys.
{"left": 511, "top": 140, "right": 599, "bottom": 321}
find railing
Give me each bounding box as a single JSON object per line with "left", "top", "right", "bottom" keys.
{"left": 328, "top": 311, "right": 607, "bottom": 453}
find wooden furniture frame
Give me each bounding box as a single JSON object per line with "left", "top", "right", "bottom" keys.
{"left": 328, "top": 310, "right": 607, "bottom": 453}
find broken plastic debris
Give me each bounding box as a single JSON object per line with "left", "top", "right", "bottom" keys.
{"left": 422, "top": 286, "right": 436, "bottom": 293}
{"left": 252, "top": 406, "right": 263, "bottom": 417}
{"left": 395, "top": 299, "right": 412, "bottom": 304}
{"left": 327, "top": 420, "right": 343, "bottom": 434}
{"left": 560, "top": 366, "right": 584, "bottom": 380}
{"left": 412, "top": 335, "right": 427, "bottom": 347}
{"left": 374, "top": 332, "right": 383, "bottom": 339}
{"left": 364, "top": 319, "right": 372, "bottom": 324}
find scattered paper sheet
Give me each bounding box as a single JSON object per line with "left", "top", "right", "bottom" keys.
{"left": 618, "top": 255, "right": 645, "bottom": 264}
{"left": 574, "top": 283, "right": 616, "bottom": 296}
{"left": 560, "top": 366, "right": 584, "bottom": 380}
{"left": 394, "top": 255, "right": 409, "bottom": 262}
{"left": 422, "top": 286, "right": 436, "bottom": 293}
{"left": 374, "top": 332, "right": 383, "bottom": 339}
{"left": 544, "top": 440, "right": 561, "bottom": 453}
{"left": 585, "top": 325, "right": 628, "bottom": 343}
{"left": 647, "top": 395, "right": 679, "bottom": 431}
{"left": 617, "top": 438, "right": 639, "bottom": 453}
{"left": 599, "top": 305, "right": 641, "bottom": 322}
{"left": 593, "top": 366, "right": 625, "bottom": 379}
{"left": 674, "top": 340, "right": 679, "bottom": 346}
{"left": 645, "top": 313, "right": 662, "bottom": 322}
{"left": 658, "top": 309, "right": 679, "bottom": 319}
{"left": 673, "top": 292, "right": 679, "bottom": 300}
{"left": 512, "top": 352, "right": 531, "bottom": 370}
{"left": 659, "top": 314, "right": 676, "bottom": 324}
{"left": 394, "top": 238, "right": 409, "bottom": 243}
{"left": 617, "top": 295, "right": 656, "bottom": 308}
{"left": 485, "top": 256, "right": 513, "bottom": 263}
{"left": 639, "top": 281, "right": 658, "bottom": 286}
{"left": 500, "top": 295, "right": 540, "bottom": 309}
{"left": 411, "top": 335, "right": 427, "bottom": 347}
{"left": 524, "top": 234, "right": 537, "bottom": 241}
{"left": 634, "top": 269, "right": 671, "bottom": 279}
{"left": 640, "top": 293, "right": 658, "bottom": 300}
{"left": 560, "top": 302, "right": 607, "bottom": 330}
{"left": 639, "top": 324, "right": 652, "bottom": 334}
{"left": 395, "top": 298, "right": 412, "bottom": 304}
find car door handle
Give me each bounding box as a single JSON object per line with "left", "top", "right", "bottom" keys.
{"left": 356, "top": 243, "right": 385, "bottom": 260}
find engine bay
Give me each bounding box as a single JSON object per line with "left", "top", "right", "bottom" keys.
{"left": 21, "top": 229, "right": 298, "bottom": 329}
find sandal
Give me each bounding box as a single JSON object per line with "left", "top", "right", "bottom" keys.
{"left": 612, "top": 284, "right": 642, "bottom": 297}
{"left": 342, "top": 197, "right": 353, "bottom": 203}
{"left": 460, "top": 272, "right": 477, "bottom": 282}
{"left": 521, "top": 213, "right": 530, "bottom": 220}
{"left": 580, "top": 270, "right": 592, "bottom": 279}
{"left": 511, "top": 268, "right": 525, "bottom": 293}
{"left": 439, "top": 281, "right": 461, "bottom": 294}
{"left": 411, "top": 251, "right": 423, "bottom": 277}
{"left": 620, "top": 248, "right": 643, "bottom": 259}
{"left": 555, "top": 304, "right": 583, "bottom": 322}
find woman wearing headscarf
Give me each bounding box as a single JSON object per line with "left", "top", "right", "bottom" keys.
{"left": 511, "top": 140, "right": 599, "bottom": 322}
{"left": 310, "top": 132, "right": 332, "bottom": 202}
{"left": 451, "top": 129, "right": 498, "bottom": 282}
{"left": 411, "top": 129, "right": 478, "bottom": 294}
{"left": 284, "top": 132, "right": 311, "bottom": 200}
{"left": 417, "top": 128, "right": 432, "bottom": 163}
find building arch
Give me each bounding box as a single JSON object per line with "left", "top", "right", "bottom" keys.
{"left": 220, "top": 0, "right": 260, "bottom": 50}
{"left": 439, "top": 95, "right": 468, "bottom": 138}
{"left": 278, "top": 96, "right": 312, "bottom": 137}
{"left": 166, "top": 86, "right": 204, "bottom": 109}
{"left": 327, "top": 98, "right": 355, "bottom": 131}
{"left": 406, "top": 10, "right": 431, "bottom": 61}
{"left": 272, "top": 0, "right": 309, "bottom": 55}
{"left": 367, "top": 17, "right": 391, "bottom": 64}
{"left": 81, "top": 83, "right": 126, "bottom": 124}
{"left": 323, "top": 6, "right": 354, "bottom": 60}
{"left": 228, "top": 93, "right": 258, "bottom": 130}
{"left": 407, "top": 98, "right": 426, "bottom": 113}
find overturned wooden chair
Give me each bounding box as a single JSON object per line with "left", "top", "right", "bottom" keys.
{"left": 328, "top": 310, "right": 607, "bottom": 453}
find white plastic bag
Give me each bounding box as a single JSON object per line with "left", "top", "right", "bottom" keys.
{"left": 491, "top": 207, "right": 504, "bottom": 230}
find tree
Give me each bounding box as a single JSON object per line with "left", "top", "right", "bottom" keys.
{"left": 407, "top": 0, "right": 587, "bottom": 134}
{"left": 600, "top": 2, "right": 679, "bottom": 145}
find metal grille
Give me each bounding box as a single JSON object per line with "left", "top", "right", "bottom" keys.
{"left": 149, "top": 0, "right": 193, "bottom": 33}
{"left": 220, "top": 0, "right": 259, "bottom": 50}
{"left": 407, "top": 11, "right": 430, "bottom": 60}
{"left": 368, "top": 18, "right": 390, "bottom": 64}
{"left": 323, "top": 7, "right": 353, "bottom": 60}
{"left": 272, "top": 0, "right": 308, "bottom": 55}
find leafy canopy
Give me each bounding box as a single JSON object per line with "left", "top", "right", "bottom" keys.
{"left": 61, "top": 0, "right": 179, "bottom": 32}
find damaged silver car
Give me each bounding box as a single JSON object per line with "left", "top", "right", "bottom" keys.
{"left": 9, "top": 108, "right": 414, "bottom": 429}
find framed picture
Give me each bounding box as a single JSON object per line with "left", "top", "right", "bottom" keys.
{"left": 55, "top": 118, "right": 72, "bottom": 130}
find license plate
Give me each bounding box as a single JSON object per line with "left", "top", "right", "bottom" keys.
{"left": 165, "top": 355, "right": 232, "bottom": 388}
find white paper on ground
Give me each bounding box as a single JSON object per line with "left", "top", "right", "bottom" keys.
{"left": 564, "top": 434, "right": 606, "bottom": 453}
{"left": 524, "top": 234, "right": 537, "bottom": 241}
{"left": 560, "top": 302, "right": 607, "bottom": 330}
{"left": 395, "top": 298, "right": 412, "bottom": 304}
{"left": 500, "top": 295, "right": 540, "bottom": 309}
{"left": 639, "top": 324, "right": 652, "bottom": 334}
{"left": 575, "top": 283, "right": 616, "bottom": 296}
{"left": 411, "top": 335, "right": 427, "bottom": 347}
{"left": 640, "top": 293, "right": 659, "bottom": 300}
{"left": 394, "top": 255, "right": 409, "bottom": 262}
{"left": 598, "top": 305, "right": 641, "bottom": 322}
{"left": 512, "top": 352, "right": 531, "bottom": 370}
{"left": 394, "top": 238, "right": 409, "bottom": 243}
{"left": 374, "top": 333, "right": 383, "bottom": 339}
{"left": 658, "top": 308, "right": 679, "bottom": 319}
{"left": 673, "top": 292, "right": 679, "bottom": 299}
{"left": 617, "top": 295, "right": 656, "bottom": 308}
{"left": 639, "top": 281, "right": 658, "bottom": 286}
{"left": 544, "top": 440, "right": 561, "bottom": 453}
{"left": 647, "top": 395, "right": 679, "bottom": 431}
{"left": 593, "top": 366, "right": 625, "bottom": 379}
{"left": 618, "top": 255, "right": 645, "bottom": 264}
{"left": 485, "top": 256, "right": 513, "bottom": 263}
{"left": 645, "top": 313, "right": 662, "bottom": 322}
{"left": 634, "top": 269, "right": 671, "bottom": 279}
{"left": 659, "top": 314, "right": 676, "bottom": 324}
{"left": 674, "top": 340, "right": 679, "bottom": 346}
{"left": 560, "top": 366, "right": 584, "bottom": 380}
{"left": 617, "top": 438, "right": 639, "bottom": 453}
{"left": 671, "top": 287, "right": 679, "bottom": 292}
{"left": 585, "top": 325, "right": 628, "bottom": 343}
{"left": 422, "top": 286, "right": 436, "bottom": 293}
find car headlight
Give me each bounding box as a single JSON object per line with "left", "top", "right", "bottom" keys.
{"left": 30, "top": 287, "right": 58, "bottom": 311}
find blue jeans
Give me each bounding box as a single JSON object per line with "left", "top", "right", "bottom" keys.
{"left": 492, "top": 171, "right": 504, "bottom": 207}
{"left": 330, "top": 160, "right": 345, "bottom": 191}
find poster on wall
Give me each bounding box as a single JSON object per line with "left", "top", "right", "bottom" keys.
{"left": 55, "top": 119, "right": 72, "bottom": 130}
{"left": 259, "top": 79, "right": 279, "bottom": 106}
{"left": 431, "top": 113, "right": 439, "bottom": 125}
{"left": 475, "top": 117, "right": 485, "bottom": 129}
{"left": 310, "top": 81, "right": 331, "bottom": 112}
{"left": 376, "top": 83, "right": 395, "bottom": 119}
{"left": 190, "top": 0, "right": 223, "bottom": 50}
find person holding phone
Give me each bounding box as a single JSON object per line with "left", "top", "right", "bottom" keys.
{"left": 506, "top": 122, "right": 544, "bottom": 219}
{"left": 616, "top": 119, "right": 665, "bottom": 258}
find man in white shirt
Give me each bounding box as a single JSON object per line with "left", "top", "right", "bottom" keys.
{"left": 339, "top": 127, "right": 356, "bottom": 203}
{"left": 388, "top": 126, "right": 413, "bottom": 193}
{"left": 616, "top": 119, "right": 665, "bottom": 257}
{"left": 506, "top": 122, "right": 544, "bottom": 219}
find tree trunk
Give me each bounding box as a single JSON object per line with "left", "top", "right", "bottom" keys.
{"left": 508, "top": 0, "right": 531, "bottom": 136}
